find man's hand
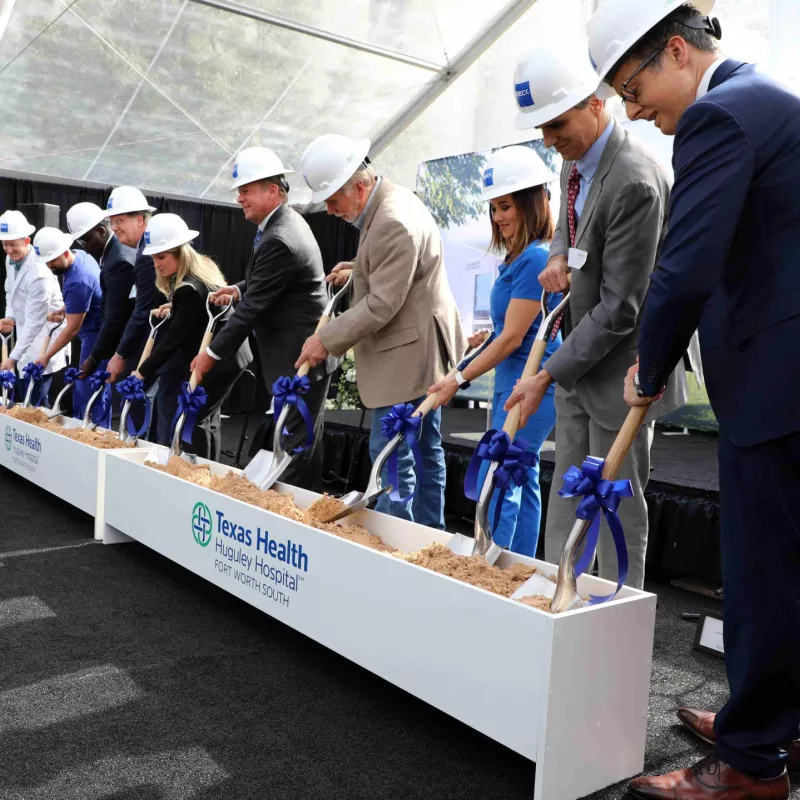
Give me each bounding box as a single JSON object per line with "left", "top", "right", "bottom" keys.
{"left": 106, "top": 353, "right": 126, "bottom": 383}
{"left": 0, "top": 317, "right": 15, "bottom": 334}
{"left": 468, "top": 329, "right": 491, "bottom": 349}
{"left": 623, "top": 360, "right": 663, "bottom": 408}
{"left": 539, "top": 253, "right": 570, "bottom": 294}
{"left": 209, "top": 286, "right": 240, "bottom": 306}
{"left": 325, "top": 262, "right": 353, "bottom": 286}
{"left": 79, "top": 356, "right": 96, "bottom": 379}
{"left": 427, "top": 374, "right": 460, "bottom": 410}
{"left": 190, "top": 351, "right": 217, "bottom": 382}
{"left": 47, "top": 312, "right": 65, "bottom": 324}
{"left": 504, "top": 370, "right": 554, "bottom": 427}
{"left": 0, "top": 357, "right": 16, "bottom": 372}
{"left": 295, "top": 333, "right": 329, "bottom": 370}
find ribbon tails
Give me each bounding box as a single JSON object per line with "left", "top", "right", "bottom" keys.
{"left": 87, "top": 369, "right": 113, "bottom": 426}
{"left": 465, "top": 430, "right": 536, "bottom": 546}
{"left": 174, "top": 383, "right": 207, "bottom": 445}
{"left": 559, "top": 456, "right": 633, "bottom": 604}
{"left": 116, "top": 375, "right": 152, "bottom": 438}
{"left": 379, "top": 403, "right": 424, "bottom": 504}
{"left": 0, "top": 369, "right": 16, "bottom": 404}
{"left": 63, "top": 367, "right": 81, "bottom": 385}
{"left": 272, "top": 375, "right": 314, "bottom": 454}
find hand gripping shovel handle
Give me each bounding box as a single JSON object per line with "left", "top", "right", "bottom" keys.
{"left": 549, "top": 404, "right": 649, "bottom": 613}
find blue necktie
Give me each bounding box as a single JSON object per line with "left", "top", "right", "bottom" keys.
{"left": 253, "top": 229, "right": 263, "bottom": 250}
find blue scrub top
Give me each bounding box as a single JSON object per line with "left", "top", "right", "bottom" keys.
{"left": 63, "top": 250, "right": 103, "bottom": 337}
{"left": 490, "top": 240, "right": 562, "bottom": 390}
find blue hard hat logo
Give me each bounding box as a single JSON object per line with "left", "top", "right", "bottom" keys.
{"left": 232, "top": 163, "right": 239, "bottom": 179}
{"left": 483, "top": 168, "right": 494, "bottom": 188}
{"left": 107, "top": 198, "right": 113, "bottom": 209}
{"left": 192, "top": 501, "right": 212, "bottom": 547}
{"left": 0, "top": 223, "right": 8, "bottom": 233}
{"left": 144, "top": 232, "right": 151, "bottom": 244}
{"left": 34, "top": 246, "right": 40, "bottom": 255}
{"left": 515, "top": 81, "right": 535, "bottom": 109}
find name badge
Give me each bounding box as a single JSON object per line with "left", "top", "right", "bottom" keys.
{"left": 568, "top": 248, "right": 588, "bottom": 270}
{"left": 129, "top": 285, "right": 137, "bottom": 300}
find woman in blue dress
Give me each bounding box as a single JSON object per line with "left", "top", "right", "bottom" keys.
{"left": 428, "top": 145, "right": 561, "bottom": 557}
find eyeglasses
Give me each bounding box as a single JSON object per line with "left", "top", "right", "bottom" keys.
{"left": 619, "top": 43, "right": 667, "bottom": 105}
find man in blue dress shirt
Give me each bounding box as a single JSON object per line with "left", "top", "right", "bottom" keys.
{"left": 588, "top": 0, "right": 800, "bottom": 797}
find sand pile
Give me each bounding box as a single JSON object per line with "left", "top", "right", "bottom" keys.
{"left": 146, "top": 455, "right": 554, "bottom": 610}
{"left": 0, "top": 405, "right": 133, "bottom": 449}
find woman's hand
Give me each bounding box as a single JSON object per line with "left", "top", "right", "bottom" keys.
{"left": 131, "top": 370, "right": 144, "bottom": 381}
{"left": 151, "top": 304, "right": 171, "bottom": 319}
{"left": 468, "top": 329, "right": 491, "bottom": 349}
{"left": 427, "top": 374, "right": 460, "bottom": 410}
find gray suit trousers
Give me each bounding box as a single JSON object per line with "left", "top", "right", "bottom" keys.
{"left": 544, "top": 385, "right": 654, "bottom": 590}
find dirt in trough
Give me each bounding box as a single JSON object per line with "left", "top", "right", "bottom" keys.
{"left": 147, "top": 455, "right": 555, "bottom": 610}
{"left": 0, "top": 405, "right": 133, "bottom": 449}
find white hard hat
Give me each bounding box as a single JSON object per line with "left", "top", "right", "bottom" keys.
{"left": 300, "top": 134, "right": 371, "bottom": 203}
{"left": 480, "top": 146, "right": 558, "bottom": 202}
{"left": 142, "top": 213, "right": 199, "bottom": 256}
{"left": 0, "top": 210, "right": 35, "bottom": 241}
{"left": 588, "top": 0, "right": 716, "bottom": 91}
{"left": 514, "top": 39, "right": 616, "bottom": 131}
{"left": 67, "top": 202, "right": 107, "bottom": 241}
{"left": 230, "top": 147, "right": 294, "bottom": 191}
{"left": 33, "top": 227, "right": 73, "bottom": 264}
{"left": 105, "top": 185, "right": 157, "bottom": 217}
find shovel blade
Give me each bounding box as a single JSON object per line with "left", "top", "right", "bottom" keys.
{"left": 447, "top": 533, "right": 476, "bottom": 557}
{"left": 510, "top": 573, "right": 558, "bottom": 603}
{"left": 241, "top": 449, "right": 276, "bottom": 485}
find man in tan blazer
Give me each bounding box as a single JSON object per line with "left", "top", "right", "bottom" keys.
{"left": 296, "top": 134, "right": 465, "bottom": 529}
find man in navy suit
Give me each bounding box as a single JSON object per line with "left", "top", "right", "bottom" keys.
{"left": 588, "top": 1, "right": 800, "bottom": 798}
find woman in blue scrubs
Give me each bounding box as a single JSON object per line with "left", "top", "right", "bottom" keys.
{"left": 428, "top": 145, "right": 561, "bottom": 557}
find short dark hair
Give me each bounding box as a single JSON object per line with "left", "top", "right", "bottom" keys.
{"left": 572, "top": 96, "right": 593, "bottom": 111}
{"left": 607, "top": 4, "right": 719, "bottom": 84}
{"left": 256, "top": 176, "right": 289, "bottom": 200}
{"left": 490, "top": 185, "right": 555, "bottom": 262}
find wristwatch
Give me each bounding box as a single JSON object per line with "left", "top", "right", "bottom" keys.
{"left": 454, "top": 371, "right": 471, "bottom": 391}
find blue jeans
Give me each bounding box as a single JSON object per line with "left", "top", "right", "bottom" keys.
{"left": 368, "top": 398, "right": 446, "bottom": 530}
{"left": 478, "top": 384, "right": 556, "bottom": 557}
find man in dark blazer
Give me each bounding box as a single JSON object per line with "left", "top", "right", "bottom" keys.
{"left": 71, "top": 204, "right": 137, "bottom": 378}
{"left": 191, "top": 147, "right": 332, "bottom": 488}
{"left": 590, "top": 1, "right": 800, "bottom": 797}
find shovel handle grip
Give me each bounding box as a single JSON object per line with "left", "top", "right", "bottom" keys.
{"left": 602, "top": 405, "right": 649, "bottom": 480}
{"left": 500, "top": 339, "right": 548, "bottom": 439}
{"left": 137, "top": 337, "right": 156, "bottom": 369}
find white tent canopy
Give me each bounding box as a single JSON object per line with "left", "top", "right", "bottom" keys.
{"left": 0, "top": 0, "right": 792, "bottom": 203}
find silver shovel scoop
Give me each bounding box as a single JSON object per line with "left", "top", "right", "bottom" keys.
{"left": 119, "top": 309, "right": 171, "bottom": 444}
{"left": 447, "top": 290, "right": 571, "bottom": 561}
{"left": 510, "top": 404, "right": 650, "bottom": 612}
{"left": 243, "top": 273, "right": 354, "bottom": 488}
{"left": 314, "top": 333, "right": 496, "bottom": 526}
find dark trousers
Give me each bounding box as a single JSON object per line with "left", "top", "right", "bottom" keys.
{"left": 155, "top": 366, "right": 244, "bottom": 462}
{"left": 714, "top": 430, "right": 800, "bottom": 778}
{"left": 249, "top": 374, "right": 331, "bottom": 492}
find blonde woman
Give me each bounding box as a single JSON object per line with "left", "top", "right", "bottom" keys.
{"left": 133, "top": 213, "right": 251, "bottom": 459}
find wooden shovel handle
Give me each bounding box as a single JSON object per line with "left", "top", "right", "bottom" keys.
{"left": 602, "top": 405, "right": 649, "bottom": 480}
{"left": 137, "top": 337, "right": 156, "bottom": 370}
{"left": 501, "top": 338, "right": 548, "bottom": 439}
{"left": 1, "top": 338, "right": 8, "bottom": 363}
{"left": 188, "top": 331, "right": 215, "bottom": 391}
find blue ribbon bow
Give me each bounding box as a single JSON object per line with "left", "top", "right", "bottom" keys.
{"left": 87, "top": 369, "right": 113, "bottom": 426}
{"left": 0, "top": 369, "right": 16, "bottom": 403}
{"left": 559, "top": 456, "right": 633, "bottom": 604}
{"left": 21, "top": 362, "right": 45, "bottom": 406}
{"left": 272, "top": 375, "right": 314, "bottom": 454}
{"left": 63, "top": 367, "right": 81, "bottom": 385}
{"left": 173, "top": 382, "right": 207, "bottom": 445}
{"left": 465, "top": 430, "right": 537, "bottom": 546}
{"left": 379, "top": 403, "right": 424, "bottom": 504}
{"left": 116, "top": 375, "right": 152, "bottom": 439}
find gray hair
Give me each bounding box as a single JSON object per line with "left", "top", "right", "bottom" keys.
{"left": 343, "top": 164, "right": 377, "bottom": 193}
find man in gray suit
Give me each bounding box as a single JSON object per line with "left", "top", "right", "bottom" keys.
{"left": 506, "top": 44, "right": 686, "bottom": 589}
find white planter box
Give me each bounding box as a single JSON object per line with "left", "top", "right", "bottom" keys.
{"left": 0, "top": 414, "right": 154, "bottom": 538}
{"left": 101, "top": 448, "right": 657, "bottom": 800}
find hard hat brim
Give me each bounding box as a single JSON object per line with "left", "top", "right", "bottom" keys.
{"left": 142, "top": 230, "right": 200, "bottom": 256}
{"left": 106, "top": 204, "right": 158, "bottom": 218}
{"left": 0, "top": 223, "right": 36, "bottom": 241}
{"left": 230, "top": 166, "right": 296, "bottom": 191}
{"left": 309, "top": 138, "right": 371, "bottom": 203}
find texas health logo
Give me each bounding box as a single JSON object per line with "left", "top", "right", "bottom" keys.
{"left": 192, "top": 501, "right": 213, "bottom": 547}
{"left": 4, "top": 425, "right": 11, "bottom": 451}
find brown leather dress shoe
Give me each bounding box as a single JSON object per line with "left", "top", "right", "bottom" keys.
{"left": 628, "top": 755, "right": 789, "bottom": 799}
{"left": 677, "top": 708, "right": 800, "bottom": 772}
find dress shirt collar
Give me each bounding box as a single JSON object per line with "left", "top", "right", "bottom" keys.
{"left": 353, "top": 175, "right": 383, "bottom": 231}
{"left": 696, "top": 56, "right": 727, "bottom": 101}
{"left": 576, "top": 118, "right": 615, "bottom": 184}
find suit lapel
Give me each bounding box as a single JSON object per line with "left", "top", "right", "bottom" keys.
{"left": 575, "top": 122, "right": 625, "bottom": 246}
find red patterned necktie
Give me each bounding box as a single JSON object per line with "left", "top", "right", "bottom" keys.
{"left": 567, "top": 163, "right": 582, "bottom": 247}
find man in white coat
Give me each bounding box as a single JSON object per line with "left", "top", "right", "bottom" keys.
{"left": 0, "top": 210, "right": 67, "bottom": 404}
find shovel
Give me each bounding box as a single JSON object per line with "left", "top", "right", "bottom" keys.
{"left": 315, "top": 331, "right": 496, "bottom": 526}
{"left": 242, "top": 272, "right": 354, "bottom": 488}
{"left": 452, "top": 290, "right": 571, "bottom": 561}
{"left": 118, "top": 309, "right": 170, "bottom": 442}
{"left": 510, "top": 404, "right": 650, "bottom": 612}
{"left": 167, "top": 296, "right": 234, "bottom": 462}
{"left": 22, "top": 317, "right": 65, "bottom": 408}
